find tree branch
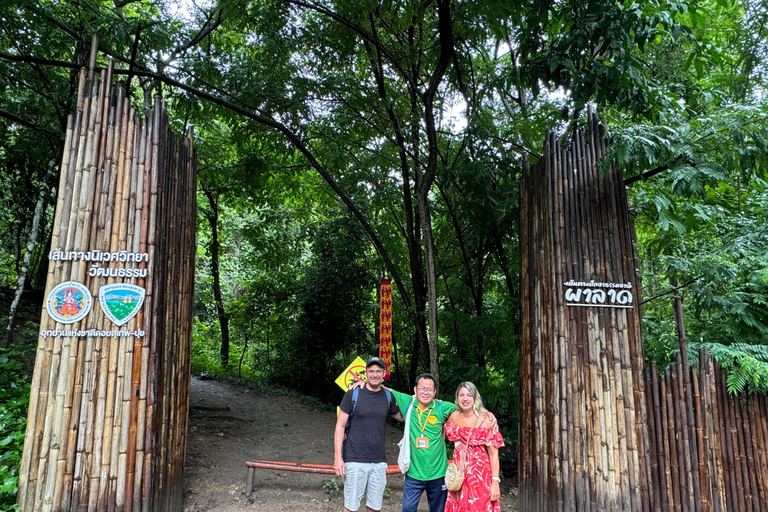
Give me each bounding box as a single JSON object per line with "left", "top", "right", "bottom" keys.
{"left": 0, "top": 109, "right": 59, "bottom": 136}
{"left": 624, "top": 156, "right": 689, "bottom": 185}
{"left": 285, "top": 0, "right": 420, "bottom": 95}
{"left": 640, "top": 275, "right": 702, "bottom": 305}
{"left": 0, "top": 51, "right": 79, "bottom": 69}
{"left": 105, "top": 66, "right": 415, "bottom": 315}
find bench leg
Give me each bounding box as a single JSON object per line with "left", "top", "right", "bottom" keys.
{"left": 246, "top": 467, "right": 255, "bottom": 496}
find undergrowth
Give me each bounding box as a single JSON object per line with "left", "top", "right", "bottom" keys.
{"left": 0, "top": 331, "right": 36, "bottom": 512}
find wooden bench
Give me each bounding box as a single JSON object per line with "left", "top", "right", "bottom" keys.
{"left": 245, "top": 460, "right": 401, "bottom": 496}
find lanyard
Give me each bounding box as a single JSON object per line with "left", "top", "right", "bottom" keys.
{"left": 416, "top": 401, "right": 436, "bottom": 434}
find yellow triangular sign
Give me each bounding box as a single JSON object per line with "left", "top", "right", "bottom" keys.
{"left": 335, "top": 356, "right": 367, "bottom": 391}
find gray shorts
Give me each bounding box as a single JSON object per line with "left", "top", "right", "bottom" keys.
{"left": 343, "top": 462, "right": 388, "bottom": 511}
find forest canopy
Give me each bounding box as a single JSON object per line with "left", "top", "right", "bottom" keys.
{"left": 2, "top": 2, "right": 768, "bottom": 505}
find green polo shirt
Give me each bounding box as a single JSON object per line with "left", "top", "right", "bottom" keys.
{"left": 391, "top": 389, "right": 457, "bottom": 481}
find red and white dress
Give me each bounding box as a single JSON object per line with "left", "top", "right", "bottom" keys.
{"left": 444, "top": 414, "right": 505, "bottom": 512}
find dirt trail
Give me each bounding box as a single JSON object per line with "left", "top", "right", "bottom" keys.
{"left": 182, "top": 376, "right": 518, "bottom": 511}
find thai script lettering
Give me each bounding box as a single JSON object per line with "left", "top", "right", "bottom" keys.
{"left": 49, "top": 249, "right": 149, "bottom": 263}
{"left": 87, "top": 267, "right": 148, "bottom": 278}
{"left": 563, "top": 280, "right": 632, "bottom": 289}
{"left": 40, "top": 329, "right": 146, "bottom": 339}
{"left": 565, "top": 280, "right": 634, "bottom": 308}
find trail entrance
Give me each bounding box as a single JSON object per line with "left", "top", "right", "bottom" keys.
{"left": 181, "top": 376, "right": 519, "bottom": 512}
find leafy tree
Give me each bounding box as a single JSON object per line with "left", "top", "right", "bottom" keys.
{"left": 272, "top": 215, "right": 377, "bottom": 398}
{"left": 2, "top": 0, "right": 768, "bottom": 457}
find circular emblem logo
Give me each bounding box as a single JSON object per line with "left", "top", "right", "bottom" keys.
{"left": 428, "top": 415, "right": 437, "bottom": 424}
{"left": 47, "top": 281, "right": 92, "bottom": 324}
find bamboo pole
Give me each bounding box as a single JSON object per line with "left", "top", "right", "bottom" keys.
{"left": 547, "top": 134, "right": 558, "bottom": 511}
{"left": 747, "top": 394, "right": 767, "bottom": 512}
{"left": 671, "top": 364, "right": 690, "bottom": 512}
{"left": 651, "top": 364, "right": 668, "bottom": 512}
{"left": 660, "top": 371, "right": 675, "bottom": 512}
{"left": 665, "top": 371, "right": 682, "bottom": 512}
{"left": 692, "top": 364, "right": 709, "bottom": 512}
{"left": 554, "top": 137, "right": 570, "bottom": 512}
{"left": 739, "top": 394, "right": 758, "bottom": 512}
{"left": 707, "top": 355, "right": 725, "bottom": 512}
{"left": 725, "top": 369, "right": 747, "bottom": 512}
{"left": 718, "top": 363, "right": 738, "bottom": 512}
{"left": 700, "top": 351, "right": 723, "bottom": 512}
{"left": 757, "top": 395, "right": 768, "bottom": 512}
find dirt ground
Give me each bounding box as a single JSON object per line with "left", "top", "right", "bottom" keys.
{"left": 182, "top": 376, "right": 519, "bottom": 512}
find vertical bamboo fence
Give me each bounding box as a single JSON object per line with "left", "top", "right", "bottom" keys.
{"left": 519, "top": 111, "right": 652, "bottom": 511}
{"left": 520, "top": 110, "right": 768, "bottom": 511}
{"left": 645, "top": 349, "right": 768, "bottom": 512}
{"left": 17, "top": 43, "right": 197, "bottom": 512}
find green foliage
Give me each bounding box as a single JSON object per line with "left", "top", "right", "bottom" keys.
{"left": 1, "top": 0, "right": 768, "bottom": 469}
{"left": 0, "top": 338, "right": 35, "bottom": 512}
{"left": 519, "top": 0, "right": 689, "bottom": 118}
{"left": 271, "top": 215, "right": 377, "bottom": 399}
{"left": 692, "top": 342, "right": 768, "bottom": 395}
{"left": 322, "top": 476, "right": 342, "bottom": 498}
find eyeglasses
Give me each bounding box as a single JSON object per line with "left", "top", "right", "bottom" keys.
{"left": 417, "top": 386, "right": 435, "bottom": 393}
{"left": 367, "top": 369, "right": 384, "bottom": 374}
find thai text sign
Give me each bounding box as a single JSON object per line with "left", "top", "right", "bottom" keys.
{"left": 564, "top": 280, "right": 634, "bottom": 309}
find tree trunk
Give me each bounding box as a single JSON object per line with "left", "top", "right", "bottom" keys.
{"left": 5, "top": 160, "right": 56, "bottom": 345}
{"left": 417, "top": 191, "right": 440, "bottom": 384}
{"left": 202, "top": 185, "right": 230, "bottom": 367}
{"left": 475, "top": 250, "right": 485, "bottom": 368}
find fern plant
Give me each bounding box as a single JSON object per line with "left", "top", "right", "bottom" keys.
{"left": 691, "top": 342, "right": 768, "bottom": 395}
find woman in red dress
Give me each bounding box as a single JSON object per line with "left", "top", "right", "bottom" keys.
{"left": 444, "top": 382, "right": 504, "bottom": 512}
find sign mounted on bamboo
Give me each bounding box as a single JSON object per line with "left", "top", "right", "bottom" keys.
{"left": 564, "top": 279, "right": 634, "bottom": 308}
{"left": 44, "top": 251, "right": 149, "bottom": 332}
{"left": 519, "top": 110, "right": 651, "bottom": 512}
{"left": 18, "top": 38, "right": 197, "bottom": 512}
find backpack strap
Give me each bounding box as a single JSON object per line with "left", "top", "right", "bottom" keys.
{"left": 351, "top": 386, "right": 393, "bottom": 417}
{"left": 350, "top": 387, "right": 360, "bottom": 416}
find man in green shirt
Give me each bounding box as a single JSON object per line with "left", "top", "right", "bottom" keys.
{"left": 389, "top": 373, "right": 456, "bottom": 512}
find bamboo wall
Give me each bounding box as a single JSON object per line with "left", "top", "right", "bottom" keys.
{"left": 17, "top": 52, "right": 197, "bottom": 512}
{"left": 645, "top": 349, "right": 768, "bottom": 512}
{"left": 520, "top": 111, "right": 768, "bottom": 511}
{"left": 519, "top": 111, "right": 651, "bottom": 511}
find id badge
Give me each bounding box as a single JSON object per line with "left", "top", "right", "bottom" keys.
{"left": 416, "top": 436, "right": 429, "bottom": 449}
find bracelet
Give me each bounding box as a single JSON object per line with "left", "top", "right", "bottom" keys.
{"left": 492, "top": 476, "right": 501, "bottom": 482}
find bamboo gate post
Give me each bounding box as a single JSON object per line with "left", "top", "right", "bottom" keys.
{"left": 17, "top": 37, "right": 197, "bottom": 512}
{"left": 520, "top": 111, "right": 768, "bottom": 511}
{"left": 519, "top": 110, "right": 652, "bottom": 512}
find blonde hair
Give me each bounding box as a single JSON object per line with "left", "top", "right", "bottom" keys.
{"left": 455, "top": 381, "right": 488, "bottom": 418}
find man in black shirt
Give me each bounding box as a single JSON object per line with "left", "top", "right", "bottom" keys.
{"left": 334, "top": 357, "right": 403, "bottom": 512}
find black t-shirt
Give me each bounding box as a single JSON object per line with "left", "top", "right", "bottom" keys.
{"left": 339, "top": 386, "right": 400, "bottom": 463}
